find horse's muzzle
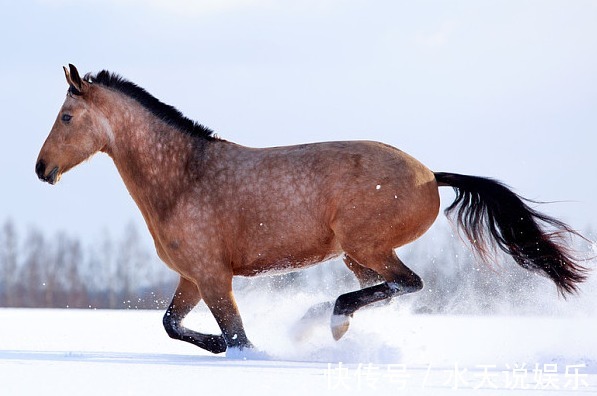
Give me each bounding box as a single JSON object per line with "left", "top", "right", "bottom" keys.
{"left": 35, "top": 160, "right": 59, "bottom": 185}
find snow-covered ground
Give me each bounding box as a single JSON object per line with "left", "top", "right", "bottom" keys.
{"left": 1, "top": 288, "right": 595, "bottom": 396}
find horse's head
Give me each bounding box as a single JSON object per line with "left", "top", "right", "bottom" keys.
{"left": 36, "top": 64, "right": 112, "bottom": 185}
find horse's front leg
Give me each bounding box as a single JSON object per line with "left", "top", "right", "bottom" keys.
{"left": 198, "top": 273, "right": 253, "bottom": 351}
{"left": 163, "top": 276, "right": 227, "bottom": 354}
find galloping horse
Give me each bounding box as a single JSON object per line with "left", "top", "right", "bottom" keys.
{"left": 36, "top": 65, "right": 587, "bottom": 354}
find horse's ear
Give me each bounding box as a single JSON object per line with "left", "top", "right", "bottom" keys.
{"left": 63, "top": 64, "right": 86, "bottom": 95}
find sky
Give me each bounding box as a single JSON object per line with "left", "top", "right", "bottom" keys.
{"left": 1, "top": 0, "right": 596, "bottom": 249}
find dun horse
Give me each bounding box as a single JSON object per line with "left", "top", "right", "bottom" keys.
{"left": 36, "top": 65, "right": 587, "bottom": 354}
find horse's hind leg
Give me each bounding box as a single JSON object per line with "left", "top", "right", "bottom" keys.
{"left": 163, "top": 276, "right": 227, "bottom": 354}
{"left": 298, "top": 254, "right": 384, "bottom": 324}
{"left": 292, "top": 255, "right": 384, "bottom": 341}
{"left": 331, "top": 251, "right": 422, "bottom": 340}
{"left": 344, "top": 254, "right": 384, "bottom": 288}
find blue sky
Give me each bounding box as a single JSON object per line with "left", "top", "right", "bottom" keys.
{"left": 1, "top": 0, "right": 596, "bottom": 247}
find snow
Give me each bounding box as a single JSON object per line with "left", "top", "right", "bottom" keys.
{"left": 1, "top": 290, "right": 595, "bottom": 395}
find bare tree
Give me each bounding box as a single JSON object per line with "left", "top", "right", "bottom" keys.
{"left": 63, "top": 236, "right": 86, "bottom": 307}
{"left": 0, "top": 219, "right": 19, "bottom": 306}
{"left": 86, "top": 229, "right": 116, "bottom": 307}
{"left": 21, "top": 228, "right": 46, "bottom": 307}
{"left": 116, "top": 222, "right": 151, "bottom": 308}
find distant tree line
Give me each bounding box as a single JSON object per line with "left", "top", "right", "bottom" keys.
{"left": 0, "top": 219, "right": 176, "bottom": 309}
{"left": 0, "top": 217, "right": 592, "bottom": 313}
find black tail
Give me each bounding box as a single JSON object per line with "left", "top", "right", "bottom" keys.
{"left": 435, "top": 172, "right": 588, "bottom": 297}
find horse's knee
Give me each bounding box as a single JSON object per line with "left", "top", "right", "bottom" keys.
{"left": 163, "top": 310, "right": 181, "bottom": 339}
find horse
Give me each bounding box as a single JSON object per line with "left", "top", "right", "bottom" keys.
{"left": 36, "top": 64, "right": 588, "bottom": 354}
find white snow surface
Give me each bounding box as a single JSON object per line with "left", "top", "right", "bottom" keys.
{"left": 1, "top": 290, "right": 596, "bottom": 395}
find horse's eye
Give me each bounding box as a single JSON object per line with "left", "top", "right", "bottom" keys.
{"left": 61, "top": 114, "right": 72, "bottom": 123}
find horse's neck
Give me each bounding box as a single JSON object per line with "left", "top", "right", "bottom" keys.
{"left": 106, "top": 107, "right": 204, "bottom": 224}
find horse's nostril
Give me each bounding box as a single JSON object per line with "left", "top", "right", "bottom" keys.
{"left": 47, "top": 167, "right": 59, "bottom": 185}
{"left": 35, "top": 160, "right": 47, "bottom": 180}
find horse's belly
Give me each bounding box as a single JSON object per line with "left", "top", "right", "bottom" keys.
{"left": 233, "top": 248, "right": 342, "bottom": 277}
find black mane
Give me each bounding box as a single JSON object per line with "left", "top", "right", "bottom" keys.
{"left": 86, "top": 70, "right": 215, "bottom": 140}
